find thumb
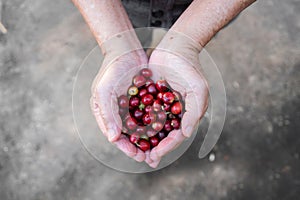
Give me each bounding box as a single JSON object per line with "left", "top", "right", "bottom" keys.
{"left": 181, "top": 82, "right": 208, "bottom": 138}
{"left": 93, "top": 82, "right": 122, "bottom": 142}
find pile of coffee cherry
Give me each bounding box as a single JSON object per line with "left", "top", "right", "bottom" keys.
{"left": 118, "top": 68, "right": 184, "bottom": 152}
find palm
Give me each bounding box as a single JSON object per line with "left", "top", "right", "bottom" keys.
{"left": 91, "top": 50, "right": 148, "bottom": 162}
{"left": 148, "top": 50, "right": 209, "bottom": 164}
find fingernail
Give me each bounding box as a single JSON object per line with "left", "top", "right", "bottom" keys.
{"left": 149, "top": 161, "right": 160, "bottom": 168}
{"left": 185, "top": 127, "right": 192, "bottom": 137}
{"left": 108, "top": 128, "right": 118, "bottom": 142}
{"left": 150, "top": 148, "right": 160, "bottom": 161}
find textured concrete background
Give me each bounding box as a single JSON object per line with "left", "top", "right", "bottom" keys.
{"left": 0, "top": 0, "right": 299, "bottom": 200}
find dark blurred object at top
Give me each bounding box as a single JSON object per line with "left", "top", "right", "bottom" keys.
{"left": 121, "top": 0, "right": 192, "bottom": 28}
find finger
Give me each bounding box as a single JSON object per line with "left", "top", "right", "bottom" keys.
{"left": 148, "top": 157, "right": 161, "bottom": 168}
{"left": 133, "top": 148, "right": 146, "bottom": 162}
{"left": 113, "top": 135, "right": 138, "bottom": 158}
{"left": 90, "top": 96, "right": 107, "bottom": 136}
{"left": 181, "top": 81, "right": 208, "bottom": 137}
{"left": 114, "top": 136, "right": 146, "bottom": 162}
{"left": 150, "top": 129, "right": 185, "bottom": 161}
{"left": 181, "top": 91, "right": 200, "bottom": 138}
{"left": 94, "top": 82, "right": 122, "bottom": 142}
{"left": 144, "top": 150, "right": 153, "bottom": 165}
{"left": 181, "top": 75, "right": 208, "bottom": 138}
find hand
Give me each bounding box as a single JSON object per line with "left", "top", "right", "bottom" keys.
{"left": 147, "top": 39, "right": 209, "bottom": 168}
{"left": 90, "top": 49, "right": 149, "bottom": 163}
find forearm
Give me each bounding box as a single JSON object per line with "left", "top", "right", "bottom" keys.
{"left": 72, "top": 0, "right": 141, "bottom": 53}
{"left": 171, "top": 0, "right": 256, "bottom": 47}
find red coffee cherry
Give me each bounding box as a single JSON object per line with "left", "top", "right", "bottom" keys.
{"left": 140, "top": 68, "right": 153, "bottom": 78}
{"left": 138, "top": 139, "right": 150, "bottom": 151}
{"left": 130, "top": 132, "right": 140, "bottom": 144}
{"left": 171, "top": 102, "right": 182, "bottom": 115}
{"left": 155, "top": 80, "right": 169, "bottom": 92}
{"left": 133, "top": 75, "right": 146, "bottom": 87}
{"left": 141, "top": 94, "right": 154, "bottom": 106}
{"left": 163, "top": 92, "right": 175, "bottom": 104}
{"left": 150, "top": 136, "right": 159, "bottom": 147}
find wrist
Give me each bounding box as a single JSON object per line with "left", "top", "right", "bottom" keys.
{"left": 154, "top": 30, "right": 202, "bottom": 66}
{"left": 101, "top": 29, "right": 146, "bottom": 64}
{"left": 171, "top": 0, "right": 256, "bottom": 46}
{"left": 101, "top": 29, "right": 143, "bottom": 56}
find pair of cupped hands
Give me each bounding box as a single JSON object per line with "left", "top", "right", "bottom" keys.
{"left": 90, "top": 31, "right": 209, "bottom": 168}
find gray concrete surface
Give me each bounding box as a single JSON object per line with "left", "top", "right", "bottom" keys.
{"left": 0, "top": 0, "right": 299, "bottom": 199}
